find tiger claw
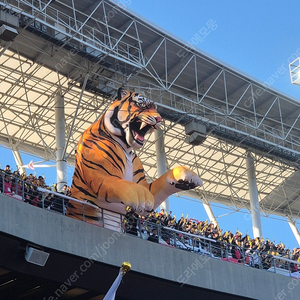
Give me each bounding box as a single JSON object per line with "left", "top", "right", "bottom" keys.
{"left": 175, "top": 182, "right": 196, "bottom": 190}
{"left": 170, "top": 166, "right": 203, "bottom": 191}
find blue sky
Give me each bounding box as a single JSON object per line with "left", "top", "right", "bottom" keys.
{"left": 1, "top": 0, "right": 300, "bottom": 250}
{"left": 128, "top": 0, "right": 300, "bottom": 100}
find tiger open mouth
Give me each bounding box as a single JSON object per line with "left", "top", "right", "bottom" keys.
{"left": 129, "top": 118, "right": 153, "bottom": 146}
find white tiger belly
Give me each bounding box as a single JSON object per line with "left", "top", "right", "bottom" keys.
{"left": 122, "top": 150, "right": 134, "bottom": 181}
{"left": 123, "top": 161, "right": 133, "bottom": 181}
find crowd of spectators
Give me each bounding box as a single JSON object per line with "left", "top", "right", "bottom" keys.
{"left": 124, "top": 207, "right": 300, "bottom": 272}
{"left": 0, "top": 164, "right": 71, "bottom": 213}
{"left": 1, "top": 163, "right": 300, "bottom": 273}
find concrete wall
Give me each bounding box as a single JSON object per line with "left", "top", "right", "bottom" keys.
{"left": 0, "top": 193, "right": 299, "bottom": 300}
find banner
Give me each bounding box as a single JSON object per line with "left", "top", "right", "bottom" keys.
{"left": 103, "top": 262, "right": 131, "bottom": 300}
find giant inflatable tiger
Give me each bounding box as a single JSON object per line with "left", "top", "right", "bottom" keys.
{"left": 67, "top": 88, "right": 202, "bottom": 223}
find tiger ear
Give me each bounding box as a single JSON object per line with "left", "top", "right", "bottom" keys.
{"left": 117, "top": 87, "right": 127, "bottom": 100}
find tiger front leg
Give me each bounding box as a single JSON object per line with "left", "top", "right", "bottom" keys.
{"left": 150, "top": 166, "right": 203, "bottom": 209}
{"left": 96, "top": 178, "right": 155, "bottom": 215}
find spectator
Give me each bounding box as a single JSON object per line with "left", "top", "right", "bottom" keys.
{"left": 261, "top": 254, "right": 272, "bottom": 269}
{"left": 49, "top": 193, "right": 67, "bottom": 214}
{"left": 4, "top": 165, "right": 11, "bottom": 173}
{"left": 231, "top": 245, "right": 242, "bottom": 261}
{"left": 212, "top": 231, "right": 224, "bottom": 257}
{"left": 44, "top": 193, "right": 54, "bottom": 209}
{"left": 124, "top": 207, "right": 139, "bottom": 236}
{"left": 61, "top": 184, "right": 71, "bottom": 196}
{"left": 37, "top": 176, "right": 46, "bottom": 188}
{"left": 4, "top": 174, "right": 13, "bottom": 195}
{"left": 0, "top": 170, "right": 4, "bottom": 193}
{"left": 23, "top": 177, "right": 36, "bottom": 204}
{"left": 148, "top": 228, "right": 159, "bottom": 243}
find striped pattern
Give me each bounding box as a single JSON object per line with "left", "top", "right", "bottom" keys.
{"left": 67, "top": 89, "right": 162, "bottom": 222}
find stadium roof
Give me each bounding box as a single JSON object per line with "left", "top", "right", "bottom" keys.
{"left": 1, "top": 0, "right": 300, "bottom": 221}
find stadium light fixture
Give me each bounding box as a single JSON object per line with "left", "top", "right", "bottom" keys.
{"left": 0, "top": 24, "right": 18, "bottom": 41}
{"left": 289, "top": 58, "right": 300, "bottom": 86}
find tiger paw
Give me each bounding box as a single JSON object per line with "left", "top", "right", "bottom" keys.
{"left": 169, "top": 166, "right": 202, "bottom": 190}
{"left": 122, "top": 184, "right": 154, "bottom": 215}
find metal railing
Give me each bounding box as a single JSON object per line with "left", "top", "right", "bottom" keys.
{"left": 270, "top": 256, "right": 300, "bottom": 277}
{"left": 0, "top": 0, "right": 143, "bottom": 66}
{"left": 0, "top": 171, "right": 123, "bottom": 231}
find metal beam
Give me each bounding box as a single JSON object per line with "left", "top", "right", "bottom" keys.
{"left": 55, "top": 92, "right": 67, "bottom": 192}
{"left": 246, "top": 152, "right": 263, "bottom": 238}
{"left": 202, "top": 201, "right": 218, "bottom": 225}
{"left": 155, "top": 128, "right": 170, "bottom": 213}
{"left": 11, "top": 145, "right": 25, "bottom": 174}
{"left": 287, "top": 217, "right": 300, "bottom": 247}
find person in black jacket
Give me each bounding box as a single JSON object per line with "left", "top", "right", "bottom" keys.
{"left": 148, "top": 229, "right": 159, "bottom": 243}
{"left": 50, "top": 192, "right": 68, "bottom": 214}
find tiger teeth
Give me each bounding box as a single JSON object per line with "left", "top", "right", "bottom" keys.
{"left": 140, "top": 121, "right": 147, "bottom": 130}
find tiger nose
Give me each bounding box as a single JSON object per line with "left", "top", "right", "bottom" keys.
{"left": 156, "top": 116, "right": 162, "bottom": 123}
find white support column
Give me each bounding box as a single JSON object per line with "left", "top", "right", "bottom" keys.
{"left": 202, "top": 201, "right": 218, "bottom": 225}
{"left": 55, "top": 93, "right": 67, "bottom": 192}
{"left": 246, "top": 152, "right": 263, "bottom": 238}
{"left": 155, "top": 128, "right": 170, "bottom": 213}
{"left": 11, "top": 146, "right": 25, "bottom": 174}
{"left": 287, "top": 217, "right": 300, "bottom": 247}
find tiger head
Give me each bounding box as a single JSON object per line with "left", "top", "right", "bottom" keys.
{"left": 104, "top": 88, "right": 162, "bottom": 150}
